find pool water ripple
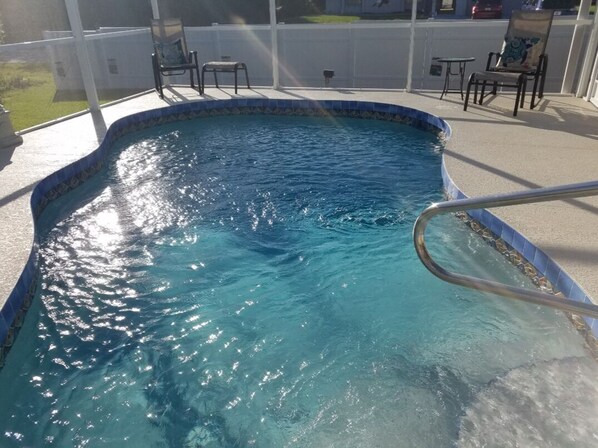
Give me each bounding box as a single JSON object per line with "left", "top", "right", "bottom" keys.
{"left": 0, "top": 115, "right": 594, "bottom": 447}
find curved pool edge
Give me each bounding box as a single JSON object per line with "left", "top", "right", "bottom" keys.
{"left": 441, "top": 159, "right": 598, "bottom": 340}
{"left": 0, "top": 98, "right": 450, "bottom": 364}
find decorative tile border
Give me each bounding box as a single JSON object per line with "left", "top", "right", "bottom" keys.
{"left": 442, "top": 161, "right": 598, "bottom": 355}
{"left": 0, "top": 98, "right": 450, "bottom": 366}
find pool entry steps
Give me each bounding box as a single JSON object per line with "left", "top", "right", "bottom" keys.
{"left": 414, "top": 180, "right": 598, "bottom": 318}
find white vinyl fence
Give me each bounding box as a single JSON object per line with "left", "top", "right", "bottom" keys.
{"left": 39, "top": 19, "right": 588, "bottom": 93}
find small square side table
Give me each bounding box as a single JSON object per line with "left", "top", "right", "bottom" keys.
{"left": 437, "top": 57, "right": 476, "bottom": 100}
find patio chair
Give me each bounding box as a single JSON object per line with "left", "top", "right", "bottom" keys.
{"left": 151, "top": 18, "right": 201, "bottom": 98}
{"left": 464, "top": 10, "right": 554, "bottom": 115}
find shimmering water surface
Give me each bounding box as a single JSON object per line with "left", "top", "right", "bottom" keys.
{"left": 0, "top": 115, "right": 595, "bottom": 447}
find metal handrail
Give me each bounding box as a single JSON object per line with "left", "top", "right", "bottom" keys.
{"left": 413, "top": 180, "right": 598, "bottom": 318}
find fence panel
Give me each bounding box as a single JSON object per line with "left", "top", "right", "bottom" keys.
{"left": 38, "top": 21, "right": 580, "bottom": 93}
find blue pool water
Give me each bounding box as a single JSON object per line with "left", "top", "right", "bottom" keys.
{"left": 0, "top": 115, "right": 595, "bottom": 447}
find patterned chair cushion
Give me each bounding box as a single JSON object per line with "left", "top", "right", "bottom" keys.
{"left": 156, "top": 39, "right": 186, "bottom": 67}
{"left": 497, "top": 36, "right": 542, "bottom": 71}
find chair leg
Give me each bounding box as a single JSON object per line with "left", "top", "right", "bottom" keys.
{"left": 538, "top": 55, "right": 548, "bottom": 99}
{"left": 530, "top": 73, "right": 540, "bottom": 110}
{"left": 196, "top": 65, "right": 202, "bottom": 95}
{"left": 479, "top": 81, "right": 487, "bottom": 105}
{"left": 234, "top": 69, "right": 238, "bottom": 94}
{"left": 513, "top": 77, "right": 522, "bottom": 117}
{"left": 539, "top": 72, "right": 547, "bottom": 99}
{"left": 538, "top": 72, "right": 545, "bottom": 99}
{"left": 152, "top": 54, "right": 164, "bottom": 98}
{"left": 531, "top": 55, "right": 548, "bottom": 109}
{"left": 520, "top": 76, "right": 527, "bottom": 109}
{"left": 213, "top": 71, "right": 219, "bottom": 88}
{"left": 202, "top": 67, "right": 207, "bottom": 94}
{"left": 464, "top": 73, "right": 475, "bottom": 112}
{"left": 189, "top": 53, "right": 200, "bottom": 95}
{"left": 513, "top": 74, "right": 528, "bottom": 117}
{"left": 243, "top": 65, "right": 250, "bottom": 89}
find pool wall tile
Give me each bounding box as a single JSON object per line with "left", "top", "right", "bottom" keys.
{"left": 522, "top": 240, "right": 536, "bottom": 264}
{"left": 0, "top": 316, "right": 8, "bottom": 350}
{"left": 0, "top": 301, "right": 16, "bottom": 338}
{"left": 556, "top": 271, "right": 574, "bottom": 297}
{"left": 373, "top": 103, "right": 390, "bottom": 113}
{"left": 511, "top": 231, "right": 526, "bottom": 254}
{"left": 358, "top": 102, "right": 372, "bottom": 111}
{"left": 489, "top": 214, "right": 503, "bottom": 237}
{"left": 545, "top": 258, "right": 561, "bottom": 286}
{"left": 569, "top": 283, "right": 586, "bottom": 302}
{"left": 468, "top": 208, "right": 483, "bottom": 222}
{"left": 500, "top": 224, "right": 515, "bottom": 247}
{"left": 479, "top": 210, "right": 493, "bottom": 228}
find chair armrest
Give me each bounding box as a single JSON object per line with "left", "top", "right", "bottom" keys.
{"left": 486, "top": 51, "right": 501, "bottom": 70}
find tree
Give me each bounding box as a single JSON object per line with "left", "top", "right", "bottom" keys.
{"left": 159, "top": 0, "right": 270, "bottom": 26}
{"left": 0, "top": 0, "right": 68, "bottom": 43}
{"left": 78, "top": 0, "right": 153, "bottom": 28}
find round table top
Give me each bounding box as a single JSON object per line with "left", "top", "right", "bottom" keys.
{"left": 436, "top": 57, "right": 476, "bottom": 63}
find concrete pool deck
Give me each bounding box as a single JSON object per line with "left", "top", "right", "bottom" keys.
{"left": 1, "top": 87, "right": 597, "bottom": 332}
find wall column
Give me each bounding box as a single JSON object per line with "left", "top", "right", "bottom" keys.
{"left": 64, "top": 0, "right": 100, "bottom": 111}
{"left": 269, "top": 0, "right": 280, "bottom": 89}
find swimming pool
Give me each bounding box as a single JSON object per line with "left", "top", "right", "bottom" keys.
{"left": 0, "top": 103, "right": 596, "bottom": 447}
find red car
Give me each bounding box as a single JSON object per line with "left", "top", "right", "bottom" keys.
{"left": 472, "top": 0, "right": 503, "bottom": 19}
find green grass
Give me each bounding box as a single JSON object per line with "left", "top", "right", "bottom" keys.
{"left": 0, "top": 62, "right": 142, "bottom": 132}
{"left": 289, "top": 12, "right": 424, "bottom": 23}
{"left": 298, "top": 14, "right": 360, "bottom": 23}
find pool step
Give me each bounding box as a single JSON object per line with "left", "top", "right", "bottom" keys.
{"left": 457, "top": 357, "right": 598, "bottom": 447}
